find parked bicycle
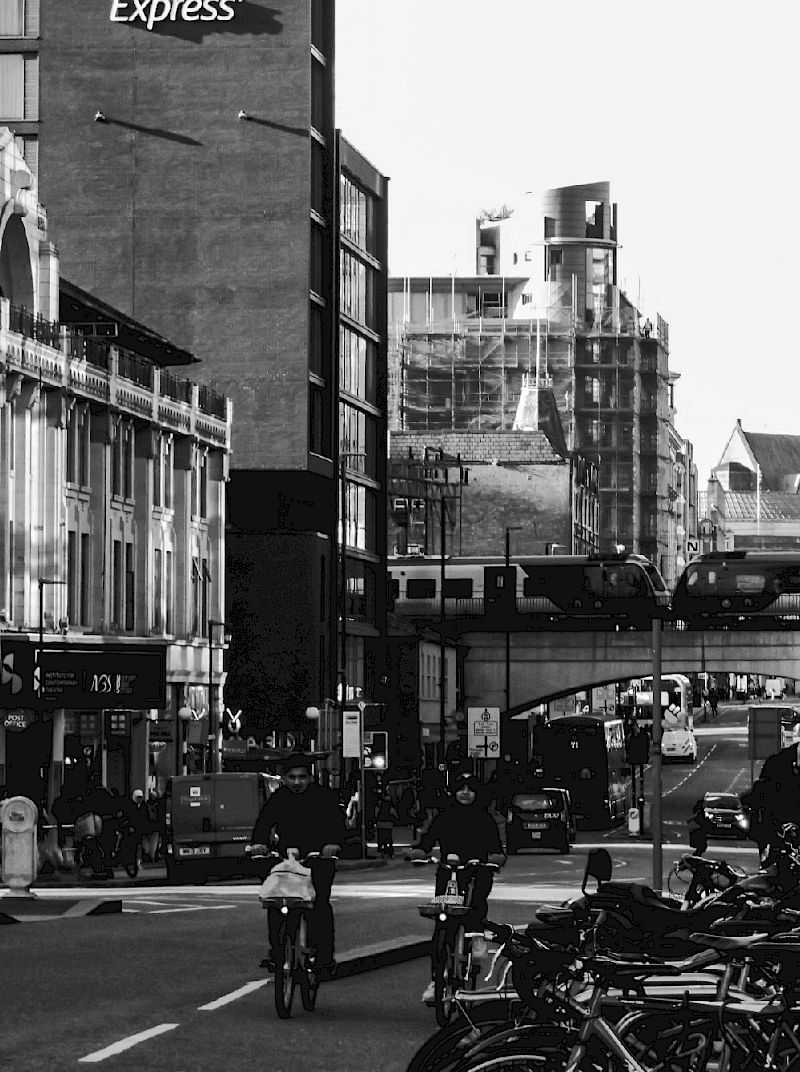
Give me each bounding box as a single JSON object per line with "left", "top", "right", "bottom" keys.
{"left": 417, "top": 854, "right": 498, "bottom": 1028}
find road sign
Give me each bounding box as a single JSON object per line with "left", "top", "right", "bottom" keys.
{"left": 467, "top": 706, "right": 500, "bottom": 759}
{"left": 342, "top": 708, "right": 362, "bottom": 758}
{"left": 686, "top": 538, "right": 700, "bottom": 556}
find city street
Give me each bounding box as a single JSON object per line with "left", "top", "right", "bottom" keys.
{"left": 0, "top": 703, "right": 774, "bottom": 1071}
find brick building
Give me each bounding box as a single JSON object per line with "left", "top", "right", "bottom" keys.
{"left": 389, "top": 425, "right": 599, "bottom": 558}
{"left": 0, "top": 1, "right": 391, "bottom": 754}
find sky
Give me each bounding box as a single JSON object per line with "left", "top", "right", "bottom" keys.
{"left": 335, "top": 0, "right": 800, "bottom": 484}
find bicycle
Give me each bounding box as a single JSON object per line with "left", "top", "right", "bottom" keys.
{"left": 257, "top": 848, "right": 337, "bottom": 1019}
{"left": 418, "top": 855, "right": 499, "bottom": 1028}
{"left": 448, "top": 928, "right": 793, "bottom": 1072}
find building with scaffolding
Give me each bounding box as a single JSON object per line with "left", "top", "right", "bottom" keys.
{"left": 389, "top": 182, "right": 695, "bottom": 576}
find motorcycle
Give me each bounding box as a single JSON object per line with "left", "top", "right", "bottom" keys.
{"left": 529, "top": 847, "right": 777, "bottom": 958}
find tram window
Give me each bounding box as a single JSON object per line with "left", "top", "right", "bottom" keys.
{"left": 407, "top": 578, "right": 436, "bottom": 599}
{"left": 443, "top": 578, "right": 473, "bottom": 598}
{"left": 735, "top": 573, "right": 765, "bottom": 592}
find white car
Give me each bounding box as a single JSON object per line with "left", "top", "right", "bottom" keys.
{"left": 661, "top": 727, "right": 697, "bottom": 763}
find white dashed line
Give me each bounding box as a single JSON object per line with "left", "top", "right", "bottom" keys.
{"left": 149, "top": 905, "right": 237, "bottom": 914}
{"left": 78, "top": 1024, "right": 179, "bottom": 1062}
{"left": 198, "top": 979, "right": 272, "bottom": 1010}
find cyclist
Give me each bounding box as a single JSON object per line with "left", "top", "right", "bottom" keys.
{"left": 741, "top": 740, "right": 800, "bottom": 878}
{"left": 410, "top": 767, "right": 506, "bottom": 1001}
{"left": 688, "top": 797, "right": 711, "bottom": 856}
{"left": 251, "top": 753, "right": 346, "bottom": 978}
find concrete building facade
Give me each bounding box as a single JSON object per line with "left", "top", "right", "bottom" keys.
{"left": 0, "top": 130, "right": 232, "bottom": 807}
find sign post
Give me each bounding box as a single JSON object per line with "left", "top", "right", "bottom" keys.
{"left": 467, "top": 707, "right": 500, "bottom": 761}
{"left": 342, "top": 703, "right": 367, "bottom": 859}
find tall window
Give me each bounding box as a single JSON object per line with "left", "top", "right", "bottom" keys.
{"left": 111, "top": 422, "right": 122, "bottom": 496}
{"left": 66, "top": 406, "right": 78, "bottom": 483}
{"left": 340, "top": 176, "right": 373, "bottom": 252}
{"left": 0, "top": 0, "right": 24, "bottom": 35}
{"left": 80, "top": 533, "right": 90, "bottom": 626}
{"left": 7, "top": 520, "right": 13, "bottom": 618}
{"left": 7, "top": 400, "right": 15, "bottom": 471}
{"left": 80, "top": 408, "right": 90, "bottom": 486}
{"left": 124, "top": 542, "right": 134, "bottom": 630}
{"left": 153, "top": 548, "right": 163, "bottom": 631}
{"left": 339, "top": 327, "right": 376, "bottom": 403}
{"left": 154, "top": 434, "right": 173, "bottom": 508}
{"left": 67, "top": 530, "right": 77, "bottom": 623}
{"left": 191, "top": 557, "right": 201, "bottom": 636}
{"left": 340, "top": 251, "right": 374, "bottom": 328}
{"left": 0, "top": 54, "right": 37, "bottom": 120}
{"left": 123, "top": 422, "right": 134, "bottom": 499}
{"left": 165, "top": 550, "right": 173, "bottom": 634}
{"left": 112, "top": 540, "right": 122, "bottom": 626}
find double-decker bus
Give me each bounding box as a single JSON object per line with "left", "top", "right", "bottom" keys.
{"left": 620, "top": 673, "right": 693, "bottom": 732}
{"left": 534, "top": 712, "right": 627, "bottom": 828}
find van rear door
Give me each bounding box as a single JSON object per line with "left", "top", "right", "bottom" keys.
{"left": 171, "top": 777, "right": 215, "bottom": 859}
{"left": 213, "top": 774, "right": 266, "bottom": 859}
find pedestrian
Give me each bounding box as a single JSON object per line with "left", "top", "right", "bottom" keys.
{"left": 375, "top": 791, "right": 398, "bottom": 858}
{"left": 413, "top": 764, "right": 447, "bottom": 847}
{"left": 142, "top": 790, "right": 165, "bottom": 863}
{"left": 688, "top": 798, "right": 709, "bottom": 857}
{"left": 708, "top": 687, "right": 719, "bottom": 719}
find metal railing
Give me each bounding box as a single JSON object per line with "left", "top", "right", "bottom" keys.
{"left": 198, "top": 384, "right": 227, "bottom": 419}
{"left": 160, "top": 369, "right": 193, "bottom": 404}
{"left": 9, "top": 304, "right": 61, "bottom": 348}
{"left": 117, "top": 347, "right": 155, "bottom": 389}
{"left": 65, "top": 330, "right": 111, "bottom": 370}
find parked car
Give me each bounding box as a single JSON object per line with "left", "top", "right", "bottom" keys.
{"left": 766, "top": 678, "right": 785, "bottom": 700}
{"left": 506, "top": 786, "right": 576, "bottom": 855}
{"left": 661, "top": 726, "right": 697, "bottom": 764}
{"left": 701, "top": 792, "right": 750, "bottom": 840}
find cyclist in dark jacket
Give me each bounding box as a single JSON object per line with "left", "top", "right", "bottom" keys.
{"left": 410, "top": 768, "right": 506, "bottom": 921}
{"left": 741, "top": 742, "right": 800, "bottom": 874}
{"left": 251, "top": 754, "right": 346, "bottom": 976}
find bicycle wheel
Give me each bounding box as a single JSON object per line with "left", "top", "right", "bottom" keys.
{"left": 274, "top": 924, "right": 297, "bottom": 1019}
{"left": 616, "top": 1011, "right": 720, "bottom": 1072}
{"left": 452, "top": 1032, "right": 577, "bottom": 1071}
{"left": 405, "top": 999, "right": 515, "bottom": 1072}
{"left": 434, "top": 927, "right": 461, "bottom": 1028}
{"left": 298, "top": 913, "right": 318, "bottom": 1013}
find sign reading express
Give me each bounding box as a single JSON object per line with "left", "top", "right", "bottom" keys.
{"left": 110, "top": 0, "right": 242, "bottom": 30}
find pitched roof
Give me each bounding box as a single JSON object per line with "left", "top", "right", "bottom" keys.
{"left": 743, "top": 431, "right": 800, "bottom": 490}
{"left": 725, "top": 492, "right": 800, "bottom": 521}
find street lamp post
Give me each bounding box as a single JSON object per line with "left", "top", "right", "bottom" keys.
{"left": 206, "top": 619, "right": 231, "bottom": 774}
{"left": 504, "top": 528, "right": 523, "bottom": 714}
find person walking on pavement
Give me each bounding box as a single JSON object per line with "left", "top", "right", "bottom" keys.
{"left": 142, "top": 790, "right": 165, "bottom": 863}
{"left": 688, "top": 798, "right": 710, "bottom": 856}
{"left": 708, "top": 687, "right": 719, "bottom": 719}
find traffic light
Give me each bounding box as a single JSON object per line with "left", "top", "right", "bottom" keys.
{"left": 364, "top": 731, "right": 389, "bottom": 771}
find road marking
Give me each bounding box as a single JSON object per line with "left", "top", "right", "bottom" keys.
{"left": 150, "top": 905, "right": 236, "bottom": 914}
{"left": 78, "top": 1023, "right": 179, "bottom": 1062}
{"left": 198, "top": 979, "right": 271, "bottom": 1009}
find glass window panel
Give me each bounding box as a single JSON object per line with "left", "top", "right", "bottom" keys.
{"left": 0, "top": 55, "right": 24, "bottom": 119}
{"left": 0, "top": 1, "right": 24, "bottom": 36}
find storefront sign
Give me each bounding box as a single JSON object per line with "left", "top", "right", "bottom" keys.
{"left": 2, "top": 709, "right": 36, "bottom": 732}
{"left": 40, "top": 649, "right": 165, "bottom": 709}
{"left": 110, "top": 0, "right": 242, "bottom": 30}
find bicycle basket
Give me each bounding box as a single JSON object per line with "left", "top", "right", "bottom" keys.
{"left": 418, "top": 902, "right": 471, "bottom": 919}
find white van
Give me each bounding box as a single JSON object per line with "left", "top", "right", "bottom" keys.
{"left": 765, "top": 678, "right": 785, "bottom": 700}
{"left": 661, "top": 726, "right": 697, "bottom": 764}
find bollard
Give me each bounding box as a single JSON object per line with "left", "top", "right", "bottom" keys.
{"left": 627, "top": 807, "right": 640, "bottom": 836}
{"left": 0, "top": 796, "right": 39, "bottom": 898}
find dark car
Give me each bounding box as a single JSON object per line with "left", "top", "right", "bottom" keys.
{"left": 506, "top": 787, "right": 576, "bottom": 855}
{"left": 702, "top": 792, "right": 750, "bottom": 840}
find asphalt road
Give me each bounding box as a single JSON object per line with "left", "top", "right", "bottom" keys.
{"left": 0, "top": 701, "right": 785, "bottom": 1071}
